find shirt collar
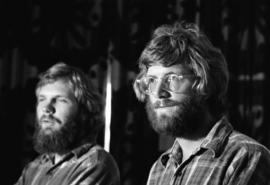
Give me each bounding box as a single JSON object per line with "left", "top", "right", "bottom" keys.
{"left": 200, "top": 116, "right": 233, "bottom": 157}
{"left": 41, "top": 143, "right": 95, "bottom": 164}
{"left": 38, "top": 143, "right": 96, "bottom": 174}
{"left": 71, "top": 143, "right": 95, "bottom": 158}
{"left": 159, "top": 116, "right": 233, "bottom": 166}
{"left": 160, "top": 139, "right": 182, "bottom": 166}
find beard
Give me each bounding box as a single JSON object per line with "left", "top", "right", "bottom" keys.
{"left": 33, "top": 114, "right": 79, "bottom": 155}
{"left": 146, "top": 95, "right": 206, "bottom": 139}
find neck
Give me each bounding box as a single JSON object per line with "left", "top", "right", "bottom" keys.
{"left": 176, "top": 137, "right": 204, "bottom": 162}
{"left": 178, "top": 110, "right": 216, "bottom": 162}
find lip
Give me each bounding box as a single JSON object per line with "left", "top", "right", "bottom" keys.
{"left": 157, "top": 101, "right": 179, "bottom": 108}
{"left": 40, "top": 119, "right": 55, "bottom": 127}
{"left": 155, "top": 104, "right": 179, "bottom": 109}
{"left": 41, "top": 119, "right": 54, "bottom": 123}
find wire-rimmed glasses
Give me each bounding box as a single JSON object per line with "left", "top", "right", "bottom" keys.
{"left": 136, "top": 73, "right": 195, "bottom": 95}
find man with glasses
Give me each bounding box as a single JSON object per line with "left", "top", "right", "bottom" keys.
{"left": 134, "top": 22, "right": 270, "bottom": 184}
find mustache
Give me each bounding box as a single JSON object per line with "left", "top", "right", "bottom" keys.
{"left": 152, "top": 99, "right": 181, "bottom": 109}
{"left": 39, "top": 115, "right": 61, "bottom": 124}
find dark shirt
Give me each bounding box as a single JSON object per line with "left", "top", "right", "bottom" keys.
{"left": 15, "top": 143, "right": 120, "bottom": 185}
{"left": 147, "top": 117, "right": 270, "bottom": 185}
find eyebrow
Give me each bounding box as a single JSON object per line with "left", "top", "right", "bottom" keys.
{"left": 37, "top": 94, "right": 70, "bottom": 99}
{"left": 147, "top": 72, "right": 189, "bottom": 78}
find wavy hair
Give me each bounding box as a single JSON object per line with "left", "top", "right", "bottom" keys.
{"left": 134, "top": 22, "right": 229, "bottom": 117}
{"left": 36, "top": 62, "right": 103, "bottom": 142}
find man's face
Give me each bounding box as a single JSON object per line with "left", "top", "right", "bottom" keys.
{"left": 145, "top": 64, "right": 206, "bottom": 138}
{"left": 34, "top": 80, "right": 79, "bottom": 154}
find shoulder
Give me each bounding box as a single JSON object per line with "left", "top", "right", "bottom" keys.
{"left": 223, "top": 130, "right": 270, "bottom": 170}
{"left": 80, "top": 144, "right": 119, "bottom": 171}
{"left": 221, "top": 131, "right": 270, "bottom": 184}
{"left": 18, "top": 154, "right": 49, "bottom": 178}
{"left": 79, "top": 144, "right": 120, "bottom": 184}
{"left": 25, "top": 154, "right": 50, "bottom": 168}
{"left": 227, "top": 131, "right": 270, "bottom": 156}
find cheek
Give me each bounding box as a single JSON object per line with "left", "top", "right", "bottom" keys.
{"left": 171, "top": 94, "right": 189, "bottom": 102}
{"left": 148, "top": 95, "right": 157, "bottom": 105}
{"left": 36, "top": 106, "right": 43, "bottom": 119}
{"left": 177, "top": 80, "right": 195, "bottom": 96}
{"left": 58, "top": 105, "right": 78, "bottom": 122}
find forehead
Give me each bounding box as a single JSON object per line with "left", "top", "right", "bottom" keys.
{"left": 146, "top": 64, "right": 191, "bottom": 76}
{"left": 37, "top": 80, "right": 74, "bottom": 97}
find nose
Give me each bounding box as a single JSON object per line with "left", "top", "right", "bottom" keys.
{"left": 156, "top": 88, "right": 170, "bottom": 99}
{"left": 153, "top": 82, "right": 171, "bottom": 99}
{"left": 42, "top": 103, "right": 55, "bottom": 115}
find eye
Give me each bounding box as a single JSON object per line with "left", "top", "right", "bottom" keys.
{"left": 37, "top": 96, "right": 45, "bottom": 103}
{"left": 167, "top": 74, "right": 183, "bottom": 83}
{"left": 57, "top": 97, "right": 69, "bottom": 103}
{"left": 147, "top": 77, "right": 156, "bottom": 84}
{"left": 166, "top": 74, "right": 184, "bottom": 91}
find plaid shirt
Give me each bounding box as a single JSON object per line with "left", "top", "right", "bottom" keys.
{"left": 147, "top": 117, "right": 270, "bottom": 185}
{"left": 15, "top": 143, "right": 120, "bottom": 185}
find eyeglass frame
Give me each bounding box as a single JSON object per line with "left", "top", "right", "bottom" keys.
{"left": 136, "top": 73, "right": 196, "bottom": 95}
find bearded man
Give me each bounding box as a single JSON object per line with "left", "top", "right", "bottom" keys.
{"left": 134, "top": 22, "right": 270, "bottom": 185}
{"left": 15, "top": 63, "right": 120, "bottom": 185}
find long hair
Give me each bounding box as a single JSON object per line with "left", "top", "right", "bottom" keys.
{"left": 36, "top": 62, "right": 103, "bottom": 142}
{"left": 134, "top": 22, "right": 229, "bottom": 118}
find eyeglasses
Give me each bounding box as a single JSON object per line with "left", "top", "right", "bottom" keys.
{"left": 137, "top": 74, "right": 195, "bottom": 95}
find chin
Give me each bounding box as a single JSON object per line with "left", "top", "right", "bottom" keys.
{"left": 146, "top": 96, "right": 203, "bottom": 137}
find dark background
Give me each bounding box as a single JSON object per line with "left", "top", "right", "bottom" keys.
{"left": 0, "top": 0, "right": 270, "bottom": 184}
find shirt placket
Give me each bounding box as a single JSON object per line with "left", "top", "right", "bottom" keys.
{"left": 160, "top": 141, "right": 183, "bottom": 185}
{"left": 158, "top": 157, "right": 177, "bottom": 185}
